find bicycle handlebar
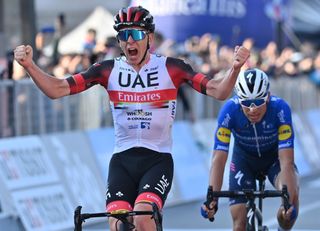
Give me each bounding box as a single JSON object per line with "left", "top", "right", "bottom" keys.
{"left": 204, "top": 185, "right": 290, "bottom": 223}
{"left": 74, "top": 202, "right": 162, "bottom": 231}
{"left": 211, "top": 188, "right": 285, "bottom": 199}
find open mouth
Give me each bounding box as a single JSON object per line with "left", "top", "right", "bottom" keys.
{"left": 128, "top": 48, "right": 138, "bottom": 56}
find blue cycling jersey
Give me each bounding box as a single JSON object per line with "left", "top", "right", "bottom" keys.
{"left": 214, "top": 95, "right": 294, "bottom": 157}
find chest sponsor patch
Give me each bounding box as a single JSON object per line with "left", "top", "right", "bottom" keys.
{"left": 278, "top": 124, "right": 292, "bottom": 141}
{"left": 216, "top": 127, "right": 231, "bottom": 143}
{"left": 109, "top": 89, "right": 176, "bottom": 103}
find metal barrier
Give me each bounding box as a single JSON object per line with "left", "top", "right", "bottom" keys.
{"left": 189, "top": 76, "right": 320, "bottom": 119}
{"left": 0, "top": 79, "right": 112, "bottom": 137}
{"left": 0, "top": 76, "right": 319, "bottom": 138}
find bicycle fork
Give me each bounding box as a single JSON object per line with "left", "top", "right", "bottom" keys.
{"left": 246, "top": 176, "right": 268, "bottom": 231}
{"left": 246, "top": 198, "right": 256, "bottom": 231}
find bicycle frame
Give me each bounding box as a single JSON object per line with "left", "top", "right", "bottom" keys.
{"left": 74, "top": 202, "right": 162, "bottom": 231}
{"left": 206, "top": 182, "right": 290, "bottom": 231}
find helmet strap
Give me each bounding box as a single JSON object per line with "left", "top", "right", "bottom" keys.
{"left": 138, "top": 34, "right": 150, "bottom": 65}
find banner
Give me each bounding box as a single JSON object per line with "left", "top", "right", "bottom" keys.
{"left": 41, "top": 133, "right": 106, "bottom": 213}
{"left": 0, "top": 136, "right": 59, "bottom": 190}
{"left": 131, "top": 0, "right": 290, "bottom": 47}
{"left": 12, "top": 185, "right": 73, "bottom": 231}
{"left": 0, "top": 133, "right": 107, "bottom": 230}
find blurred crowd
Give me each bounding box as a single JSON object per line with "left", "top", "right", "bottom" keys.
{"left": 155, "top": 33, "right": 320, "bottom": 87}
{"left": 1, "top": 17, "right": 320, "bottom": 138}
{"left": 1, "top": 25, "right": 319, "bottom": 126}
{"left": 1, "top": 27, "right": 320, "bottom": 88}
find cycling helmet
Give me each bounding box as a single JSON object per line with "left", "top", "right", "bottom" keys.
{"left": 234, "top": 68, "right": 270, "bottom": 100}
{"left": 113, "top": 6, "right": 155, "bottom": 32}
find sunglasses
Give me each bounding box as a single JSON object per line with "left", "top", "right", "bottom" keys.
{"left": 117, "top": 29, "right": 147, "bottom": 41}
{"left": 240, "top": 98, "right": 267, "bottom": 108}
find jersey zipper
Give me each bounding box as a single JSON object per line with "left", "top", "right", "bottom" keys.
{"left": 136, "top": 62, "right": 150, "bottom": 145}
{"left": 136, "top": 103, "right": 141, "bottom": 145}
{"left": 136, "top": 74, "right": 142, "bottom": 145}
{"left": 252, "top": 123, "right": 261, "bottom": 157}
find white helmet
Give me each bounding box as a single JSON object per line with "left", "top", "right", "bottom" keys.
{"left": 234, "top": 68, "right": 270, "bottom": 100}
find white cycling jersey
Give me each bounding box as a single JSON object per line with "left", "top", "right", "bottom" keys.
{"left": 67, "top": 54, "right": 211, "bottom": 153}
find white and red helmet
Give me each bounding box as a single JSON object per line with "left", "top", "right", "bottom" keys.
{"left": 113, "top": 6, "right": 155, "bottom": 32}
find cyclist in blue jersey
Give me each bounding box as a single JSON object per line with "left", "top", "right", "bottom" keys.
{"left": 14, "top": 6, "right": 250, "bottom": 231}
{"left": 201, "top": 68, "right": 299, "bottom": 231}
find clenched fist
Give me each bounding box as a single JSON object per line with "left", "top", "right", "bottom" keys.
{"left": 14, "top": 45, "right": 34, "bottom": 68}
{"left": 233, "top": 46, "right": 250, "bottom": 70}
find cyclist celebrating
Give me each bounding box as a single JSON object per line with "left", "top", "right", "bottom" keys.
{"left": 14, "top": 6, "right": 249, "bottom": 231}
{"left": 202, "top": 68, "right": 299, "bottom": 230}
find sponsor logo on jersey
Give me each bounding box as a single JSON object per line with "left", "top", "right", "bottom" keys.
{"left": 141, "top": 122, "right": 151, "bottom": 129}
{"left": 115, "top": 191, "right": 124, "bottom": 197}
{"left": 126, "top": 110, "right": 153, "bottom": 122}
{"left": 109, "top": 89, "right": 176, "bottom": 103}
{"left": 277, "top": 110, "right": 285, "bottom": 123}
{"left": 278, "top": 124, "right": 292, "bottom": 141}
{"left": 235, "top": 170, "right": 244, "bottom": 186}
{"left": 118, "top": 71, "right": 159, "bottom": 88}
{"left": 128, "top": 117, "right": 151, "bottom": 121}
{"left": 119, "top": 91, "right": 161, "bottom": 102}
{"left": 127, "top": 110, "right": 152, "bottom": 116}
{"left": 222, "top": 113, "right": 231, "bottom": 127}
{"left": 279, "top": 141, "right": 292, "bottom": 149}
{"left": 155, "top": 174, "right": 170, "bottom": 195}
{"left": 128, "top": 124, "right": 139, "bottom": 129}
{"left": 216, "top": 127, "right": 231, "bottom": 143}
{"left": 171, "top": 101, "right": 176, "bottom": 119}
{"left": 119, "top": 66, "right": 135, "bottom": 73}
{"left": 215, "top": 145, "right": 229, "bottom": 151}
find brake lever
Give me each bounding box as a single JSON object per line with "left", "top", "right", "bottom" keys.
{"left": 282, "top": 185, "right": 290, "bottom": 212}
{"left": 204, "top": 186, "right": 215, "bottom": 222}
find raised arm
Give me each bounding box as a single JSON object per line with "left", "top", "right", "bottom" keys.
{"left": 14, "top": 45, "right": 70, "bottom": 99}
{"left": 206, "top": 46, "right": 250, "bottom": 100}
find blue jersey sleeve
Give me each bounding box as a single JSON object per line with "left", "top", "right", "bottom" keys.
{"left": 213, "top": 99, "right": 235, "bottom": 152}
{"left": 277, "top": 99, "right": 294, "bottom": 149}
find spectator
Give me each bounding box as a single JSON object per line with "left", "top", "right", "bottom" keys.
{"left": 259, "top": 41, "right": 278, "bottom": 76}
{"left": 52, "top": 13, "right": 66, "bottom": 65}
{"left": 309, "top": 51, "right": 320, "bottom": 87}
{"left": 83, "top": 28, "right": 97, "bottom": 55}
{"left": 102, "top": 36, "right": 122, "bottom": 60}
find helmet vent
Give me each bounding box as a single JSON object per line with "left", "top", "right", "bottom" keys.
{"left": 239, "top": 83, "right": 246, "bottom": 95}
{"left": 257, "top": 80, "right": 263, "bottom": 94}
